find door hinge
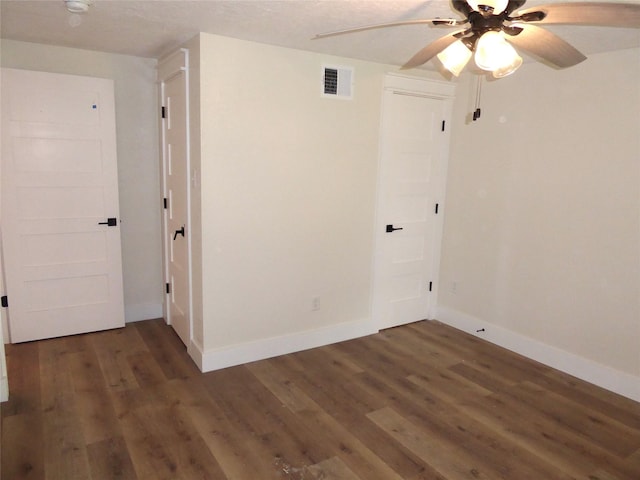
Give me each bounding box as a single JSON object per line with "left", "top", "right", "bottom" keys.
{"left": 428, "top": 282, "right": 433, "bottom": 292}
{"left": 163, "top": 197, "right": 168, "bottom": 209}
{"left": 161, "top": 106, "right": 166, "bottom": 119}
{"left": 435, "top": 203, "right": 439, "bottom": 214}
{"left": 441, "top": 120, "right": 445, "bottom": 132}
{"left": 1, "top": 296, "right": 7, "bottom": 308}
{"left": 166, "top": 283, "right": 170, "bottom": 294}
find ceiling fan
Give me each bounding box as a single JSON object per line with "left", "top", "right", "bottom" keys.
{"left": 314, "top": 1, "right": 640, "bottom": 78}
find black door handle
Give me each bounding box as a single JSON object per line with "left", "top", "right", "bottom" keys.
{"left": 386, "top": 224, "right": 403, "bottom": 233}
{"left": 98, "top": 217, "right": 117, "bottom": 226}
{"left": 173, "top": 226, "right": 185, "bottom": 240}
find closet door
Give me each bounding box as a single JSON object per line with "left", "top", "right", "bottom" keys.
{"left": 372, "top": 75, "right": 454, "bottom": 330}
{"left": 1, "top": 68, "right": 124, "bottom": 342}
{"left": 158, "top": 49, "right": 191, "bottom": 348}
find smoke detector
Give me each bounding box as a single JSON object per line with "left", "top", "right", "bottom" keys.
{"left": 65, "top": 0, "right": 93, "bottom": 13}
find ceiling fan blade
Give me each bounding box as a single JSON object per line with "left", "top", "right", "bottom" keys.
{"left": 452, "top": 0, "right": 474, "bottom": 16}
{"left": 504, "top": 0, "right": 527, "bottom": 15}
{"left": 401, "top": 30, "right": 469, "bottom": 70}
{"left": 507, "top": 24, "right": 587, "bottom": 68}
{"left": 313, "top": 18, "right": 464, "bottom": 39}
{"left": 514, "top": 2, "right": 640, "bottom": 27}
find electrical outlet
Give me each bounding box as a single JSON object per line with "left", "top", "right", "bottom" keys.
{"left": 312, "top": 296, "right": 320, "bottom": 311}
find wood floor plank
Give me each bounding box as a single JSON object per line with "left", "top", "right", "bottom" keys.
{"left": 535, "top": 369, "right": 640, "bottom": 430}
{"left": 376, "top": 325, "right": 461, "bottom": 369}
{"left": 368, "top": 406, "right": 492, "bottom": 480}
{"left": 307, "top": 456, "right": 364, "bottom": 480}
{"left": 133, "top": 319, "right": 199, "bottom": 381}
{"left": 1, "top": 342, "right": 41, "bottom": 418}
{"left": 2, "top": 319, "right": 640, "bottom": 480}
{"left": 508, "top": 381, "right": 640, "bottom": 457}
{"left": 364, "top": 372, "right": 575, "bottom": 480}
{"left": 406, "top": 368, "right": 493, "bottom": 406}
{"left": 408, "top": 321, "right": 552, "bottom": 385}
{"left": 86, "top": 436, "right": 139, "bottom": 480}
{"left": 1, "top": 413, "right": 45, "bottom": 480}
{"left": 127, "top": 351, "right": 167, "bottom": 388}
{"left": 447, "top": 360, "right": 514, "bottom": 393}
{"left": 39, "top": 337, "right": 93, "bottom": 480}
{"left": 251, "top": 355, "right": 418, "bottom": 479}
{"left": 461, "top": 384, "right": 640, "bottom": 479}
{"left": 186, "top": 401, "right": 284, "bottom": 479}
{"left": 154, "top": 405, "right": 228, "bottom": 479}
{"left": 89, "top": 326, "right": 145, "bottom": 392}
{"left": 245, "top": 358, "right": 320, "bottom": 413}
{"left": 204, "top": 366, "right": 334, "bottom": 471}
{"left": 68, "top": 346, "right": 122, "bottom": 444}
{"left": 250, "top": 357, "right": 439, "bottom": 480}
{"left": 586, "top": 469, "right": 623, "bottom": 480}
{"left": 117, "top": 405, "right": 184, "bottom": 480}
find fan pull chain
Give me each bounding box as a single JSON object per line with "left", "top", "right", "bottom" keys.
{"left": 472, "top": 75, "right": 483, "bottom": 121}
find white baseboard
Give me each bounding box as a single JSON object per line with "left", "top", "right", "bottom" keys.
{"left": 436, "top": 306, "right": 640, "bottom": 403}
{"left": 193, "top": 318, "right": 377, "bottom": 373}
{"left": 125, "top": 303, "right": 163, "bottom": 323}
{"left": 0, "top": 376, "right": 8, "bottom": 402}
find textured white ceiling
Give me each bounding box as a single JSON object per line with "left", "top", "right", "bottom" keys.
{"left": 1, "top": 0, "right": 639, "bottom": 69}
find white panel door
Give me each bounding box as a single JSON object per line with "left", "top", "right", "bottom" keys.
{"left": 159, "top": 52, "right": 190, "bottom": 347}
{"left": 373, "top": 89, "right": 449, "bottom": 330}
{"left": 1, "top": 68, "right": 124, "bottom": 343}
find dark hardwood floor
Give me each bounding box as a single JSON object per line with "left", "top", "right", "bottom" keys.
{"left": 2, "top": 318, "right": 640, "bottom": 479}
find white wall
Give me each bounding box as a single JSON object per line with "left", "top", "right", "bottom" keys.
{"left": 0, "top": 40, "right": 163, "bottom": 323}
{"left": 191, "top": 33, "right": 442, "bottom": 366}
{"left": 439, "top": 48, "right": 640, "bottom": 400}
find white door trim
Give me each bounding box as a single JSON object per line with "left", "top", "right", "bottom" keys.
{"left": 371, "top": 73, "right": 455, "bottom": 329}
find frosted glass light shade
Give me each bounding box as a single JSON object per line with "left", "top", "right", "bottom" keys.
{"left": 492, "top": 53, "right": 523, "bottom": 78}
{"left": 474, "top": 31, "right": 521, "bottom": 73}
{"left": 467, "top": 0, "right": 509, "bottom": 13}
{"left": 65, "top": 0, "right": 92, "bottom": 13}
{"left": 437, "top": 40, "right": 473, "bottom": 76}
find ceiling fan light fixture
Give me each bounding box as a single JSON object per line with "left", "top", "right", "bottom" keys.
{"left": 437, "top": 40, "right": 473, "bottom": 76}
{"left": 474, "top": 31, "right": 520, "bottom": 72}
{"left": 65, "top": 0, "right": 93, "bottom": 14}
{"left": 466, "top": 0, "right": 509, "bottom": 14}
{"left": 492, "top": 51, "right": 523, "bottom": 78}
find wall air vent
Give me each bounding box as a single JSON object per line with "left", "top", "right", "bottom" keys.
{"left": 322, "top": 65, "right": 353, "bottom": 99}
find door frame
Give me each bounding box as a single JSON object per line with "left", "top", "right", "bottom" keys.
{"left": 371, "top": 73, "right": 455, "bottom": 330}
{"left": 158, "top": 48, "right": 193, "bottom": 345}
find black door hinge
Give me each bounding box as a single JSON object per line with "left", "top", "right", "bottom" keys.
{"left": 435, "top": 203, "right": 439, "bottom": 214}
{"left": 441, "top": 120, "right": 445, "bottom": 132}
{"left": 161, "top": 106, "right": 166, "bottom": 119}
{"left": 166, "top": 283, "right": 170, "bottom": 294}
{"left": 163, "top": 197, "right": 168, "bottom": 209}
{"left": 428, "top": 282, "right": 433, "bottom": 292}
{"left": 1, "top": 296, "right": 7, "bottom": 308}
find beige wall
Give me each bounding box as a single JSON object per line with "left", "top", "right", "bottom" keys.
{"left": 440, "top": 48, "right": 640, "bottom": 383}
{"left": 197, "top": 32, "right": 384, "bottom": 350}
{"left": 193, "top": 33, "right": 442, "bottom": 355}
{"left": 1, "top": 40, "right": 163, "bottom": 322}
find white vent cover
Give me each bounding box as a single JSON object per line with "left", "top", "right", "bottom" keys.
{"left": 322, "top": 65, "right": 353, "bottom": 99}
